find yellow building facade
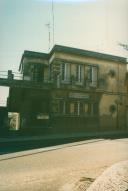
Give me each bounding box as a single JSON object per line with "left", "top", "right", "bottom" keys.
{"left": 8, "top": 45, "right": 128, "bottom": 136}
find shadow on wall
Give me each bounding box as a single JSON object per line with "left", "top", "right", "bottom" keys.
{"left": 100, "top": 114, "right": 117, "bottom": 131}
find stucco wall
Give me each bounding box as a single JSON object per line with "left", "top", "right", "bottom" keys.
{"left": 55, "top": 52, "right": 127, "bottom": 93}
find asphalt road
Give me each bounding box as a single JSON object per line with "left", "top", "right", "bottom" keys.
{"left": 0, "top": 138, "right": 128, "bottom": 191}
{"left": 0, "top": 137, "right": 91, "bottom": 154}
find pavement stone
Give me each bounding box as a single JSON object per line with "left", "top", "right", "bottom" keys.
{"left": 87, "top": 160, "right": 128, "bottom": 191}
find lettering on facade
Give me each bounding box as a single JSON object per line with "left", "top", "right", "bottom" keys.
{"left": 69, "top": 92, "right": 89, "bottom": 99}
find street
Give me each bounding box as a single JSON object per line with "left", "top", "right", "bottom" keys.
{"left": 0, "top": 138, "right": 128, "bottom": 191}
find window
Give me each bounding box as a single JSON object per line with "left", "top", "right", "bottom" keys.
{"left": 88, "top": 66, "right": 98, "bottom": 87}
{"left": 52, "top": 100, "right": 60, "bottom": 113}
{"left": 70, "top": 103, "right": 75, "bottom": 114}
{"left": 84, "top": 103, "right": 89, "bottom": 114}
{"left": 76, "top": 65, "right": 84, "bottom": 83}
{"left": 51, "top": 100, "right": 98, "bottom": 116}
{"left": 69, "top": 102, "right": 77, "bottom": 115}
{"left": 61, "top": 63, "right": 70, "bottom": 82}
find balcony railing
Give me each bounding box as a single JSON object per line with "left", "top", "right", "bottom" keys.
{"left": 0, "top": 71, "right": 23, "bottom": 80}
{"left": 0, "top": 71, "right": 53, "bottom": 89}
{"left": 0, "top": 71, "right": 127, "bottom": 95}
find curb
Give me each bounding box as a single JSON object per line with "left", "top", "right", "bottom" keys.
{"left": 0, "top": 139, "right": 104, "bottom": 161}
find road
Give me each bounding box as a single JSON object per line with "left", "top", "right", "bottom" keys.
{"left": 0, "top": 138, "right": 128, "bottom": 191}
{"left": 0, "top": 138, "right": 75, "bottom": 154}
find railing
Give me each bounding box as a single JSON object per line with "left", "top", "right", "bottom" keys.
{"left": 0, "top": 71, "right": 9, "bottom": 79}
{"left": 0, "top": 71, "right": 127, "bottom": 95}
{"left": 0, "top": 71, "right": 23, "bottom": 80}
{"left": 0, "top": 70, "right": 54, "bottom": 89}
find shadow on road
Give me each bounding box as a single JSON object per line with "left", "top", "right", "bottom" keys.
{"left": 0, "top": 132, "right": 128, "bottom": 155}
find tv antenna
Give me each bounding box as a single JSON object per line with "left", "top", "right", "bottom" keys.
{"left": 45, "top": 23, "right": 51, "bottom": 51}
{"left": 52, "top": 0, "right": 55, "bottom": 46}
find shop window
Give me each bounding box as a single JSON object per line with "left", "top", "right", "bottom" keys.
{"left": 69, "top": 102, "right": 77, "bottom": 115}
{"left": 84, "top": 103, "right": 89, "bottom": 114}
{"left": 86, "top": 103, "right": 92, "bottom": 115}
{"left": 70, "top": 103, "right": 75, "bottom": 114}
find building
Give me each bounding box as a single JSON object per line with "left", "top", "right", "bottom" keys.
{"left": 0, "top": 107, "right": 8, "bottom": 132}
{"left": 8, "top": 45, "right": 128, "bottom": 135}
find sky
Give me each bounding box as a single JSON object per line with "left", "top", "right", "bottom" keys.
{"left": 0, "top": 0, "right": 128, "bottom": 106}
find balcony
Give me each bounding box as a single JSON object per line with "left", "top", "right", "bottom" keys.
{"left": 0, "top": 71, "right": 127, "bottom": 95}
{"left": 0, "top": 71, "right": 53, "bottom": 90}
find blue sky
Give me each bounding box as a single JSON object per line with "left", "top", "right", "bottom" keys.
{"left": 0, "top": 0, "right": 128, "bottom": 105}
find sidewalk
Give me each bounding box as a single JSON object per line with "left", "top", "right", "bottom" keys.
{"left": 87, "top": 160, "right": 128, "bottom": 191}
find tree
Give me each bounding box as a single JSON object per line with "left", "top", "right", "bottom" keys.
{"left": 119, "top": 43, "right": 128, "bottom": 51}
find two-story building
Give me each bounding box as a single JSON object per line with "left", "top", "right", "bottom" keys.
{"left": 8, "top": 45, "right": 128, "bottom": 135}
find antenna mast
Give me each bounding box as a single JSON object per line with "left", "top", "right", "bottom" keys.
{"left": 52, "top": 0, "right": 55, "bottom": 46}
{"left": 46, "top": 23, "right": 51, "bottom": 51}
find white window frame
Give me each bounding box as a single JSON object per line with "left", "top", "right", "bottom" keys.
{"left": 89, "top": 66, "right": 98, "bottom": 87}
{"left": 76, "top": 64, "right": 84, "bottom": 85}
{"left": 78, "top": 65, "right": 82, "bottom": 82}
{"left": 61, "top": 63, "right": 70, "bottom": 83}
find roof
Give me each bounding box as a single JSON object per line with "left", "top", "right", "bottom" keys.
{"left": 50, "top": 45, "right": 127, "bottom": 63}
{"left": 23, "top": 50, "right": 48, "bottom": 59}
{"left": 19, "top": 45, "right": 127, "bottom": 71}
{"left": 19, "top": 50, "right": 48, "bottom": 71}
